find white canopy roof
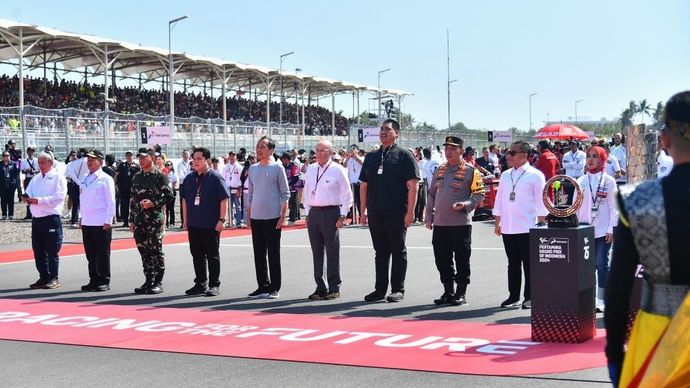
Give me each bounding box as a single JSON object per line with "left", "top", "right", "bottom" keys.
{"left": 0, "top": 19, "right": 411, "bottom": 99}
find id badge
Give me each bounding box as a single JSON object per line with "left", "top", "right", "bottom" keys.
{"left": 377, "top": 165, "right": 383, "bottom": 175}
{"left": 591, "top": 208, "right": 598, "bottom": 220}
{"left": 194, "top": 195, "right": 200, "bottom": 206}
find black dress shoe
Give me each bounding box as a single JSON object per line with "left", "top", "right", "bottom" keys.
{"left": 93, "top": 284, "right": 110, "bottom": 292}
{"left": 455, "top": 295, "right": 467, "bottom": 306}
{"left": 364, "top": 291, "right": 386, "bottom": 302}
{"left": 501, "top": 297, "right": 521, "bottom": 308}
{"left": 434, "top": 292, "right": 459, "bottom": 306}
{"left": 308, "top": 291, "right": 326, "bottom": 300}
{"left": 134, "top": 282, "right": 150, "bottom": 294}
{"left": 185, "top": 283, "right": 208, "bottom": 296}
{"left": 81, "top": 284, "right": 96, "bottom": 292}
{"left": 29, "top": 279, "right": 48, "bottom": 289}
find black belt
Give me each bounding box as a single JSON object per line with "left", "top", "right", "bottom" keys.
{"left": 32, "top": 214, "right": 60, "bottom": 221}
{"left": 310, "top": 205, "right": 339, "bottom": 210}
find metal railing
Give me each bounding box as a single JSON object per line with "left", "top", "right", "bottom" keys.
{"left": 1, "top": 106, "right": 534, "bottom": 158}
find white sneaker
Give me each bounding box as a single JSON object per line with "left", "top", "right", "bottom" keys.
{"left": 267, "top": 291, "right": 280, "bottom": 299}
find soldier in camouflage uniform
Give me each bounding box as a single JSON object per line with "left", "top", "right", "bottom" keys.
{"left": 129, "top": 147, "right": 173, "bottom": 294}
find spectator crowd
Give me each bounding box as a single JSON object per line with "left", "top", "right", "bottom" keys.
{"left": 0, "top": 75, "right": 350, "bottom": 136}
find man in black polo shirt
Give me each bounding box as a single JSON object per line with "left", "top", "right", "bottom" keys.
{"left": 359, "top": 119, "right": 420, "bottom": 303}
{"left": 181, "top": 147, "right": 229, "bottom": 297}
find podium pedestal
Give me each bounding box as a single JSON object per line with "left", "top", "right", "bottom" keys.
{"left": 530, "top": 225, "right": 595, "bottom": 343}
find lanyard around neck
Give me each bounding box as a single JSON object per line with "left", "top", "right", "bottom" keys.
{"left": 510, "top": 167, "right": 527, "bottom": 193}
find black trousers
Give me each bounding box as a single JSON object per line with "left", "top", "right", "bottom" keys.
{"left": 0, "top": 186, "right": 13, "bottom": 217}
{"left": 432, "top": 225, "right": 472, "bottom": 294}
{"left": 307, "top": 206, "right": 341, "bottom": 293}
{"left": 368, "top": 214, "right": 407, "bottom": 293}
{"left": 68, "top": 182, "right": 80, "bottom": 224}
{"left": 166, "top": 190, "right": 176, "bottom": 226}
{"left": 82, "top": 225, "right": 112, "bottom": 285}
{"left": 23, "top": 176, "right": 33, "bottom": 217}
{"left": 32, "top": 215, "right": 63, "bottom": 281}
{"left": 119, "top": 189, "right": 131, "bottom": 225}
{"left": 349, "top": 183, "right": 361, "bottom": 221}
{"left": 178, "top": 184, "right": 185, "bottom": 225}
{"left": 188, "top": 226, "right": 221, "bottom": 287}
{"left": 288, "top": 191, "right": 299, "bottom": 221}
{"left": 415, "top": 181, "right": 427, "bottom": 222}
{"left": 502, "top": 233, "right": 531, "bottom": 300}
{"left": 250, "top": 218, "right": 282, "bottom": 292}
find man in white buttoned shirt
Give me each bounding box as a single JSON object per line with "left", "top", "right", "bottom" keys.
{"left": 79, "top": 149, "right": 116, "bottom": 292}
{"left": 493, "top": 141, "right": 547, "bottom": 309}
{"left": 561, "top": 140, "right": 586, "bottom": 203}
{"left": 304, "top": 140, "right": 352, "bottom": 300}
{"left": 66, "top": 148, "right": 90, "bottom": 226}
{"left": 346, "top": 145, "right": 363, "bottom": 224}
{"left": 222, "top": 151, "right": 245, "bottom": 228}
{"left": 24, "top": 152, "right": 67, "bottom": 290}
{"left": 610, "top": 133, "right": 627, "bottom": 185}
{"left": 561, "top": 140, "right": 586, "bottom": 178}
{"left": 177, "top": 149, "right": 192, "bottom": 225}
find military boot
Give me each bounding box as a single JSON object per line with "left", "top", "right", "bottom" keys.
{"left": 434, "top": 284, "right": 459, "bottom": 306}
{"left": 147, "top": 271, "right": 164, "bottom": 294}
{"left": 134, "top": 273, "right": 154, "bottom": 294}
{"left": 455, "top": 283, "right": 468, "bottom": 305}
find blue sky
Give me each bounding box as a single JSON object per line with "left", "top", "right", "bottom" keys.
{"left": 4, "top": 0, "right": 689, "bottom": 131}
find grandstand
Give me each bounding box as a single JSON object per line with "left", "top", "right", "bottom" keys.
{"left": 0, "top": 19, "right": 411, "bottom": 156}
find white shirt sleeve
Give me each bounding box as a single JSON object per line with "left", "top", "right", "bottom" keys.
{"left": 104, "top": 175, "right": 116, "bottom": 225}
{"left": 338, "top": 166, "right": 353, "bottom": 216}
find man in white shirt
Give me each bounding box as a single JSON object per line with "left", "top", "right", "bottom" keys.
{"left": 493, "top": 141, "right": 547, "bottom": 309}
{"left": 346, "top": 145, "right": 363, "bottom": 223}
{"left": 78, "top": 149, "right": 116, "bottom": 292}
{"left": 223, "top": 151, "right": 245, "bottom": 228}
{"left": 304, "top": 140, "right": 352, "bottom": 300}
{"left": 489, "top": 144, "right": 501, "bottom": 173}
{"left": 416, "top": 148, "right": 439, "bottom": 223}
{"left": 66, "top": 148, "right": 89, "bottom": 226}
{"left": 657, "top": 128, "right": 674, "bottom": 178}
{"left": 177, "top": 149, "right": 191, "bottom": 225}
{"left": 610, "top": 133, "right": 627, "bottom": 185}
{"left": 20, "top": 146, "right": 39, "bottom": 219}
{"left": 561, "top": 140, "right": 586, "bottom": 179}
{"left": 561, "top": 140, "right": 586, "bottom": 204}
{"left": 24, "top": 152, "right": 67, "bottom": 290}
{"left": 604, "top": 145, "right": 622, "bottom": 180}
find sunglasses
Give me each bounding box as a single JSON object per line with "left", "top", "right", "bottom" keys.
{"left": 508, "top": 150, "right": 524, "bottom": 156}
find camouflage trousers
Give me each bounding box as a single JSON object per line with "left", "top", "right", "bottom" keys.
{"left": 134, "top": 227, "right": 165, "bottom": 274}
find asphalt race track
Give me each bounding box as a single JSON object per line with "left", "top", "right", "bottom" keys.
{"left": 0, "top": 221, "right": 610, "bottom": 387}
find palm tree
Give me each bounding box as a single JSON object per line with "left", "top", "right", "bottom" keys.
{"left": 652, "top": 101, "right": 664, "bottom": 128}
{"left": 628, "top": 100, "right": 639, "bottom": 122}
{"left": 619, "top": 108, "right": 634, "bottom": 130}
{"left": 638, "top": 99, "right": 651, "bottom": 125}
